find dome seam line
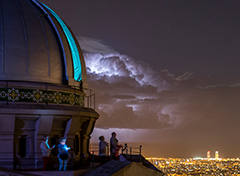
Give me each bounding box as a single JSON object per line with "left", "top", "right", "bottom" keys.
{"left": 28, "top": 0, "right": 51, "bottom": 77}
{"left": 33, "top": 0, "right": 68, "bottom": 81}
{"left": 15, "top": 0, "right": 29, "bottom": 75}
{"left": 0, "top": 0, "right": 4, "bottom": 74}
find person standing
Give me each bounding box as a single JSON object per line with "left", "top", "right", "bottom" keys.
{"left": 57, "top": 137, "right": 70, "bottom": 171}
{"left": 99, "top": 136, "right": 108, "bottom": 164}
{"left": 40, "top": 135, "right": 55, "bottom": 171}
{"left": 110, "top": 132, "right": 120, "bottom": 160}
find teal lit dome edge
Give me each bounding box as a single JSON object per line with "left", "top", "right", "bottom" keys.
{"left": 34, "top": 0, "right": 82, "bottom": 82}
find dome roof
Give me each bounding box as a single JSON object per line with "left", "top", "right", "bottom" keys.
{"left": 0, "top": 0, "right": 87, "bottom": 87}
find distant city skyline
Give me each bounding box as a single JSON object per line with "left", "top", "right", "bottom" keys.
{"left": 41, "top": 0, "right": 240, "bottom": 157}
{"left": 148, "top": 157, "right": 240, "bottom": 175}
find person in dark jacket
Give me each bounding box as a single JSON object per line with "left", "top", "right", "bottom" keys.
{"left": 57, "top": 137, "right": 70, "bottom": 171}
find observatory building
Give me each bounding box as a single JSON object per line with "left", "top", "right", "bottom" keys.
{"left": 0, "top": 0, "right": 99, "bottom": 169}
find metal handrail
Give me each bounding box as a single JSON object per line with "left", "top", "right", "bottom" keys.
{"left": 89, "top": 143, "right": 142, "bottom": 166}
{"left": 83, "top": 87, "right": 95, "bottom": 110}
{"left": 122, "top": 144, "right": 142, "bottom": 162}
{"left": 89, "top": 143, "right": 142, "bottom": 158}
{"left": 89, "top": 143, "right": 110, "bottom": 156}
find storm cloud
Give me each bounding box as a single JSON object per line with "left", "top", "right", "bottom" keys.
{"left": 79, "top": 38, "right": 240, "bottom": 132}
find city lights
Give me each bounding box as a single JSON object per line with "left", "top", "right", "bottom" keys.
{"left": 147, "top": 154, "right": 240, "bottom": 176}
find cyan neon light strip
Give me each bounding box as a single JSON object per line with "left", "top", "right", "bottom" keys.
{"left": 40, "top": 2, "right": 82, "bottom": 82}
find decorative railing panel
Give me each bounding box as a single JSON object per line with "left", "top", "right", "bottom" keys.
{"left": 0, "top": 81, "right": 95, "bottom": 109}
{"left": 0, "top": 88, "right": 84, "bottom": 107}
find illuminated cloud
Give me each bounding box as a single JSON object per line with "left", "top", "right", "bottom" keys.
{"left": 78, "top": 38, "right": 196, "bottom": 129}
{"left": 78, "top": 37, "right": 240, "bottom": 136}
{"left": 78, "top": 37, "right": 116, "bottom": 54}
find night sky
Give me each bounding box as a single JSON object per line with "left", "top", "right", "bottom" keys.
{"left": 41, "top": 0, "right": 240, "bottom": 158}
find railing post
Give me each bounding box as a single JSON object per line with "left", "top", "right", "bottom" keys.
{"left": 6, "top": 81, "right": 8, "bottom": 106}
{"left": 74, "top": 86, "right": 76, "bottom": 106}
{"left": 90, "top": 89, "right": 92, "bottom": 108}
{"left": 94, "top": 93, "right": 95, "bottom": 110}
{"left": 130, "top": 147, "right": 132, "bottom": 160}
{"left": 139, "top": 145, "right": 142, "bottom": 162}
{"left": 45, "top": 83, "right": 48, "bottom": 105}
{"left": 87, "top": 95, "right": 89, "bottom": 108}
{"left": 92, "top": 151, "right": 94, "bottom": 168}
{"left": 71, "top": 149, "right": 73, "bottom": 170}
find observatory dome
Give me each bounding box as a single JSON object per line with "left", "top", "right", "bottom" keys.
{"left": 0, "top": 0, "right": 99, "bottom": 170}
{"left": 0, "top": 0, "right": 87, "bottom": 87}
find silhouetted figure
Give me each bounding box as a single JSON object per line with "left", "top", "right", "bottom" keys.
{"left": 58, "top": 138, "right": 70, "bottom": 171}
{"left": 110, "top": 132, "right": 120, "bottom": 160}
{"left": 99, "top": 136, "right": 108, "bottom": 164}
{"left": 40, "top": 135, "right": 55, "bottom": 171}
